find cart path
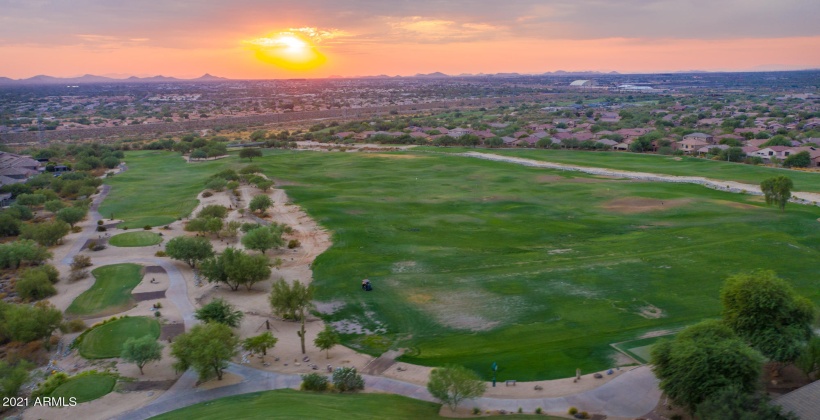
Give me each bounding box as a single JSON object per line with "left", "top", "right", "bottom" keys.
{"left": 460, "top": 151, "right": 820, "bottom": 205}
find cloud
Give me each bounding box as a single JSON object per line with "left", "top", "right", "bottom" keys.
{"left": 385, "top": 16, "right": 504, "bottom": 43}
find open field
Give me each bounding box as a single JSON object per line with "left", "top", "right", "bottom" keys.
{"left": 66, "top": 263, "right": 144, "bottom": 317}
{"left": 104, "top": 150, "right": 820, "bottom": 380}
{"left": 416, "top": 147, "right": 820, "bottom": 193}
{"left": 99, "top": 150, "right": 242, "bottom": 228}
{"left": 109, "top": 231, "right": 164, "bottom": 247}
{"left": 78, "top": 316, "right": 160, "bottom": 359}
{"left": 150, "top": 389, "right": 556, "bottom": 420}
{"left": 50, "top": 373, "right": 117, "bottom": 403}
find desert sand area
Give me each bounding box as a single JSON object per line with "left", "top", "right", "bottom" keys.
{"left": 18, "top": 165, "right": 655, "bottom": 420}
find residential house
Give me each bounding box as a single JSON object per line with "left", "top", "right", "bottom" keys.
{"left": 683, "top": 132, "right": 715, "bottom": 144}
{"left": 679, "top": 138, "right": 710, "bottom": 154}
{"left": 0, "top": 151, "right": 41, "bottom": 187}
{"left": 775, "top": 379, "right": 820, "bottom": 420}
{"left": 697, "top": 144, "right": 729, "bottom": 155}
{"left": 448, "top": 128, "right": 471, "bottom": 138}
{"left": 753, "top": 146, "right": 790, "bottom": 160}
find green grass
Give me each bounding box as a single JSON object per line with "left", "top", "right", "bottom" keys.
{"left": 611, "top": 335, "right": 676, "bottom": 364}
{"left": 67, "top": 263, "right": 143, "bottom": 316}
{"left": 152, "top": 389, "right": 546, "bottom": 420}
{"left": 416, "top": 147, "right": 820, "bottom": 193}
{"left": 109, "top": 231, "right": 163, "bottom": 247}
{"left": 99, "top": 150, "right": 243, "bottom": 228}
{"left": 78, "top": 316, "right": 160, "bottom": 359}
{"left": 50, "top": 373, "right": 116, "bottom": 403}
{"left": 107, "top": 150, "right": 820, "bottom": 380}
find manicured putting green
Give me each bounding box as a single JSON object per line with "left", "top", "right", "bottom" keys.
{"left": 67, "top": 263, "right": 143, "bottom": 316}
{"left": 109, "top": 231, "right": 163, "bottom": 247}
{"left": 78, "top": 316, "right": 160, "bottom": 359}
{"left": 50, "top": 373, "right": 116, "bottom": 403}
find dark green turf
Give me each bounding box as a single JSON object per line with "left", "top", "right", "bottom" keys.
{"left": 49, "top": 373, "right": 116, "bottom": 403}
{"left": 66, "top": 263, "right": 143, "bottom": 316}
{"left": 108, "top": 231, "right": 163, "bottom": 247}
{"left": 78, "top": 316, "right": 160, "bottom": 359}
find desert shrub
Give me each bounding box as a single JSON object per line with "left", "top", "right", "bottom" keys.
{"left": 197, "top": 205, "right": 228, "bottom": 219}
{"left": 579, "top": 411, "right": 589, "bottom": 419}
{"left": 16, "top": 270, "right": 57, "bottom": 300}
{"left": 25, "top": 264, "right": 60, "bottom": 284}
{"left": 71, "top": 226, "right": 83, "bottom": 233}
{"left": 202, "top": 191, "right": 213, "bottom": 198}
{"left": 518, "top": 407, "right": 523, "bottom": 413}
{"left": 472, "top": 407, "right": 481, "bottom": 415}
{"left": 143, "top": 225, "right": 152, "bottom": 230}
{"left": 89, "top": 241, "right": 106, "bottom": 251}
{"left": 96, "top": 226, "right": 107, "bottom": 232}
{"left": 535, "top": 407, "right": 542, "bottom": 414}
{"left": 97, "top": 220, "right": 104, "bottom": 226}
{"left": 68, "top": 269, "right": 89, "bottom": 282}
{"left": 568, "top": 407, "right": 578, "bottom": 415}
{"left": 300, "top": 373, "right": 330, "bottom": 391}
{"left": 71, "top": 255, "right": 93, "bottom": 270}
{"left": 205, "top": 178, "right": 227, "bottom": 191}
{"left": 287, "top": 239, "right": 301, "bottom": 249}
{"left": 331, "top": 367, "right": 364, "bottom": 392}
{"left": 63, "top": 319, "right": 87, "bottom": 333}
{"left": 155, "top": 250, "right": 167, "bottom": 257}
{"left": 31, "top": 372, "right": 69, "bottom": 398}
{"left": 154, "top": 311, "right": 162, "bottom": 318}
{"left": 0, "top": 240, "right": 52, "bottom": 268}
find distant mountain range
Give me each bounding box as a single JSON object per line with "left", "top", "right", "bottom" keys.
{"left": 0, "top": 73, "right": 227, "bottom": 85}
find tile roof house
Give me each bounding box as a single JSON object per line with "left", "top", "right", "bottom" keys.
{"left": 683, "top": 132, "right": 715, "bottom": 144}
{"left": 0, "top": 152, "right": 41, "bottom": 187}
{"left": 679, "top": 138, "right": 710, "bottom": 154}
{"left": 775, "top": 380, "right": 820, "bottom": 420}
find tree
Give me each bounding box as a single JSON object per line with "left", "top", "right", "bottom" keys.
{"left": 795, "top": 336, "right": 820, "bottom": 381}
{"left": 55, "top": 206, "right": 87, "bottom": 227}
{"left": 249, "top": 194, "right": 273, "bottom": 213}
{"left": 171, "top": 322, "right": 238, "bottom": 381}
{"left": 695, "top": 385, "right": 798, "bottom": 420}
{"left": 783, "top": 151, "right": 811, "bottom": 168}
{"left": 0, "top": 360, "right": 33, "bottom": 400}
{"left": 427, "top": 365, "right": 487, "bottom": 412}
{"left": 43, "top": 200, "right": 65, "bottom": 213}
{"left": 332, "top": 367, "right": 365, "bottom": 392}
{"left": 1, "top": 301, "right": 63, "bottom": 345}
{"left": 239, "top": 148, "right": 263, "bottom": 162}
{"left": 242, "top": 332, "right": 278, "bottom": 357}
{"left": 164, "top": 236, "right": 214, "bottom": 268}
{"left": 190, "top": 149, "right": 207, "bottom": 160}
{"left": 651, "top": 320, "right": 764, "bottom": 413}
{"left": 314, "top": 325, "right": 340, "bottom": 359}
{"left": 721, "top": 270, "right": 816, "bottom": 366}
{"left": 0, "top": 240, "right": 52, "bottom": 269}
{"left": 760, "top": 175, "right": 793, "bottom": 211}
{"left": 255, "top": 179, "right": 273, "bottom": 192}
{"left": 121, "top": 335, "right": 163, "bottom": 375}
{"left": 206, "top": 217, "right": 224, "bottom": 237}
{"left": 200, "top": 247, "right": 271, "bottom": 291}
{"left": 269, "top": 279, "right": 314, "bottom": 353}
{"left": 20, "top": 220, "right": 70, "bottom": 246}
{"left": 0, "top": 213, "right": 21, "bottom": 237}
{"left": 195, "top": 298, "right": 244, "bottom": 327}
{"left": 241, "top": 225, "right": 284, "bottom": 254}
{"left": 197, "top": 204, "right": 229, "bottom": 219}
{"left": 15, "top": 269, "right": 56, "bottom": 301}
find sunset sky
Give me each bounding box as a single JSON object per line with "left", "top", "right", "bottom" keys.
{"left": 1, "top": 0, "right": 819, "bottom": 79}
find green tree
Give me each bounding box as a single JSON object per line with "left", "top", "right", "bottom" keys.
{"left": 269, "top": 279, "right": 314, "bottom": 353}
{"left": 20, "top": 220, "right": 70, "bottom": 246}
{"left": 760, "top": 176, "right": 793, "bottom": 211}
{"left": 695, "top": 385, "right": 798, "bottom": 420}
{"left": 239, "top": 148, "right": 263, "bottom": 162}
{"left": 651, "top": 320, "right": 764, "bottom": 413}
{"left": 314, "top": 325, "right": 341, "bottom": 359}
{"left": 249, "top": 130, "right": 267, "bottom": 141}
{"left": 783, "top": 151, "right": 811, "bottom": 168}
{"left": 255, "top": 179, "right": 273, "bottom": 192}
{"left": 332, "top": 367, "right": 364, "bottom": 392}
{"left": 55, "top": 206, "right": 87, "bottom": 227}
{"left": 206, "top": 217, "right": 224, "bottom": 237}
{"left": 0, "top": 360, "right": 33, "bottom": 400}
{"left": 200, "top": 247, "right": 271, "bottom": 291}
{"left": 190, "top": 149, "right": 207, "bottom": 160}
{"left": 15, "top": 269, "right": 56, "bottom": 301}
{"left": 197, "top": 204, "right": 229, "bottom": 219}
{"left": 241, "top": 225, "right": 284, "bottom": 254}
{"left": 721, "top": 271, "right": 816, "bottom": 366}
{"left": 14, "top": 193, "right": 46, "bottom": 207}
{"left": 427, "top": 365, "right": 487, "bottom": 412}
{"left": 1, "top": 301, "right": 63, "bottom": 345}
{"left": 171, "top": 323, "right": 238, "bottom": 381}
{"left": 121, "top": 335, "right": 163, "bottom": 375}
{"left": 0, "top": 213, "right": 21, "bottom": 237}
{"left": 795, "top": 336, "right": 820, "bottom": 381}
{"left": 43, "top": 200, "right": 65, "bottom": 213}
{"left": 249, "top": 194, "right": 273, "bottom": 213}
{"left": 0, "top": 240, "right": 52, "bottom": 269}
{"left": 242, "top": 332, "right": 278, "bottom": 357}
{"left": 164, "top": 236, "right": 214, "bottom": 268}
{"left": 195, "top": 298, "right": 244, "bottom": 327}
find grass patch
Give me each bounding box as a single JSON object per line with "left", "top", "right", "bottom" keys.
{"left": 67, "top": 263, "right": 143, "bottom": 317}
{"left": 611, "top": 335, "right": 676, "bottom": 364}
{"left": 417, "top": 147, "right": 820, "bottom": 193}
{"left": 109, "top": 231, "right": 163, "bottom": 247}
{"left": 50, "top": 373, "right": 116, "bottom": 403}
{"left": 109, "top": 150, "right": 820, "bottom": 380}
{"left": 78, "top": 316, "right": 160, "bottom": 359}
{"left": 151, "top": 389, "right": 441, "bottom": 420}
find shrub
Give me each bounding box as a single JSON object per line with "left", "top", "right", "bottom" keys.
{"left": 331, "top": 367, "right": 364, "bottom": 392}
{"left": 123, "top": 226, "right": 129, "bottom": 230}
{"left": 568, "top": 407, "right": 578, "bottom": 415}
{"left": 143, "top": 225, "right": 152, "bottom": 230}
{"left": 518, "top": 407, "right": 523, "bottom": 413}
{"left": 154, "top": 311, "right": 161, "bottom": 318}
{"left": 63, "top": 319, "right": 87, "bottom": 333}
{"left": 89, "top": 241, "right": 106, "bottom": 251}
{"left": 202, "top": 191, "right": 213, "bottom": 198}
{"left": 32, "top": 372, "right": 69, "bottom": 398}
{"left": 68, "top": 269, "right": 89, "bottom": 282}
{"left": 300, "top": 373, "right": 330, "bottom": 391}
{"left": 197, "top": 205, "right": 228, "bottom": 219}
{"left": 16, "top": 270, "right": 57, "bottom": 300}
{"left": 535, "top": 407, "right": 542, "bottom": 414}
{"left": 155, "top": 250, "right": 167, "bottom": 257}
{"left": 96, "top": 226, "right": 107, "bottom": 232}
{"left": 579, "top": 411, "right": 589, "bottom": 419}
{"left": 26, "top": 264, "right": 60, "bottom": 284}
{"left": 97, "top": 220, "right": 104, "bottom": 226}
{"left": 71, "top": 255, "right": 93, "bottom": 270}
{"left": 287, "top": 239, "right": 301, "bottom": 249}
{"left": 472, "top": 407, "right": 481, "bottom": 415}
{"left": 71, "top": 226, "right": 83, "bottom": 233}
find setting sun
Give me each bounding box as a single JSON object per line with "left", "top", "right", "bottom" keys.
{"left": 244, "top": 32, "right": 326, "bottom": 71}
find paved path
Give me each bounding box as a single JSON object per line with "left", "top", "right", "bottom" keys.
{"left": 460, "top": 151, "right": 820, "bottom": 205}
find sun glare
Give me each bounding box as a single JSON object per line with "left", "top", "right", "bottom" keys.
{"left": 244, "top": 32, "right": 326, "bottom": 71}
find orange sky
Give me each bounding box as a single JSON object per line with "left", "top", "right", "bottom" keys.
{"left": 1, "top": 1, "right": 819, "bottom": 79}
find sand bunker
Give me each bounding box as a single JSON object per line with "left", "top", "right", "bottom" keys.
{"left": 603, "top": 197, "right": 690, "bottom": 213}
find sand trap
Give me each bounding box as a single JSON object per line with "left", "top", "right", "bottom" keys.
{"left": 603, "top": 197, "right": 690, "bottom": 213}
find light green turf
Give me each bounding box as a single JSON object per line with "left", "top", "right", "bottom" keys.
{"left": 108, "top": 231, "right": 163, "bottom": 247}
{"left": 50, "top": 373, "right": 116, "bottom": 403}
{"left": 151, "top": 389, "right": 559, "bottom": 420}
{"left": 105, "top": 150, "right": 820, "bottom": 380}
{"left": 78, "top": 316, "right": 160, "bottom": 359}
{"left": 416, "top": 147, "right": 820, "bottom": 193}
{"left": 67, "top": 263, "right": 143, "bottom": 316}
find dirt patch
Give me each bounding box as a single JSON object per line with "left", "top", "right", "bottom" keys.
{"left": 406, "top": 293, "right": 433, "bottom": 304}
{"left": 160, "top": 323, "right": 185, "bottom": 341}
{"left": 361, "top": 153, "right": 421, "bottom": 159}
{"left": 144, "top": 266, "right": 166, "bottom": 274}
{"left": 638, "top": 304, "right": 664, "bottom": 319}
{"left": 314, "top": 300, "right": 345, "bottom": 315}
{"left": 118, "top": 380, "right": 175, "bottom": 392}
{"left": 392, "top": 261, "right": 418, "bottom": 273}
{"left": 197, "top": 372, "right": 243, "bottom": 389}
{"left": 603, "top": 197, "right": 690, "bottom": 213}
{"left": 132, "top": 290, "right": 166, "bottom": 301}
